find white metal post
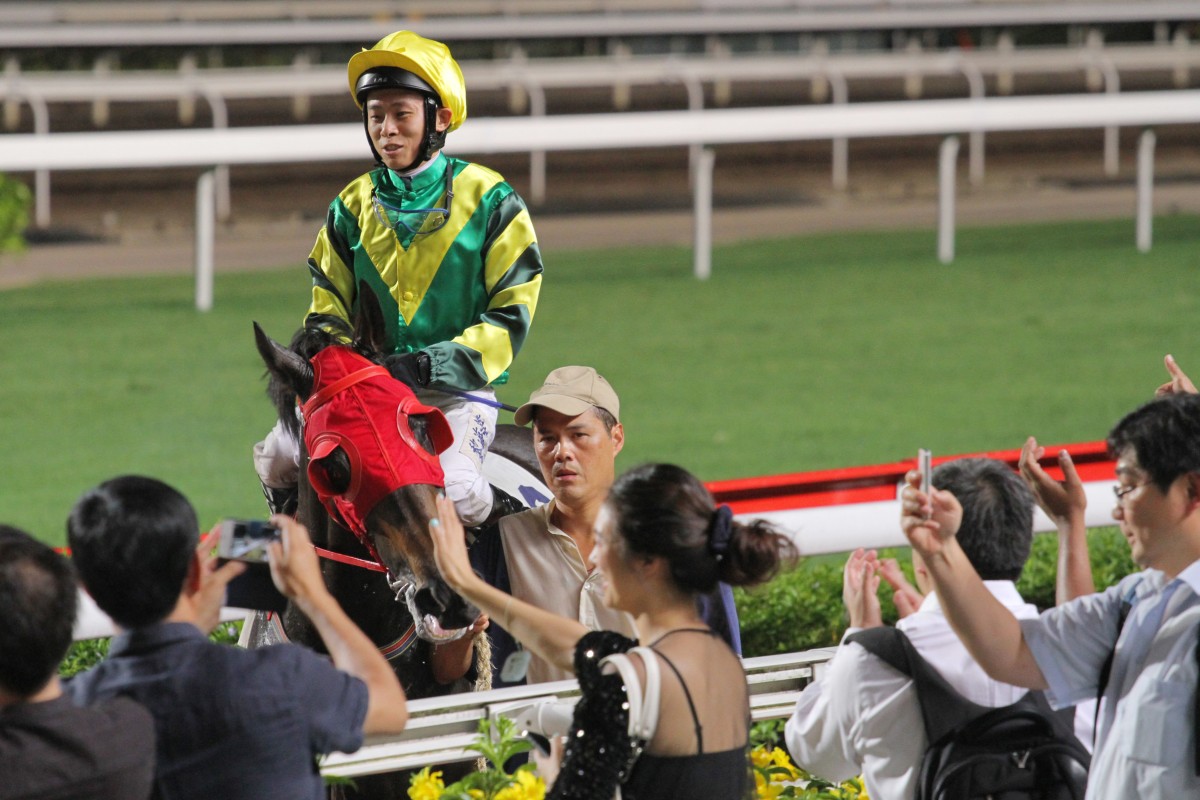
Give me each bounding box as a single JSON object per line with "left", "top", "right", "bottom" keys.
{"left": 1136, "top": 129, "right": 1156, "bottom": 253}
{"left": 195, "top": 170, "right": 215, "bottom": 312}
{"left": 938, "top": 136, "right": 960, "bottom": 265}
{"left": 693, "top": 148, "right": 715, "bottom": 280}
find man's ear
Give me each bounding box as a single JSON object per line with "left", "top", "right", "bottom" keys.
{"left": 436, "top": 107, "right": 453, "bottom": 133}
{"left": 1186, "top": 473, "right": 1200, "bottom": 513}
{"left": 610, "top": 422, "right": 625, "bottom": 457}
{"left": 183, "top": 549, "right": 204, "bottom": 596}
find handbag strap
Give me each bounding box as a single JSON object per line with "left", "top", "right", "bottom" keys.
{"left": 601, "top": 645, "right": 662, "bottom": 742}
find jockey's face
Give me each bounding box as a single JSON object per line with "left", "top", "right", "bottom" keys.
{"left": 532, "top": 407, "right": 624, "bottom": 510}
{"left": 365, "top": 89, "right": 449, "bottom": 171}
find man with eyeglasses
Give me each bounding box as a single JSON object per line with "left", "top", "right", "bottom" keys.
{"left": 899, "top": 392, "right": 1200, "bottom": 800}
{"left": 255, "top": 31, "right": 543, "bottom": 528}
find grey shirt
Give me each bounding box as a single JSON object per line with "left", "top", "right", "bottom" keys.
{"left": 1020, "top": 560, "right": 1200, "bottom": 800}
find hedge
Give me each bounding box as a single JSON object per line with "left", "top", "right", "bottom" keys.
{"left": 736, "top": 526, "right": 1137, "bottom": 658}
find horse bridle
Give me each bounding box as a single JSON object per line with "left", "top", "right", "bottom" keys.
{"left": 300, "top": 346, "right": 452, "bottom": 569}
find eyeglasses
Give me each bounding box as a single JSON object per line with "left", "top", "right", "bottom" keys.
{"left": 1113, "top": 482, "right": 1147, "bottom": 505}
{"left": 370, "top": 167, "right": 454, "bottom": 237}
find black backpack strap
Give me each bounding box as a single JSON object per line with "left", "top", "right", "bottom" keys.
{"left": 846, "top": 627, "right": 992, "bottom": 745}
{"left": 1093, "top": 580, "right": 1141, "bottom": 743}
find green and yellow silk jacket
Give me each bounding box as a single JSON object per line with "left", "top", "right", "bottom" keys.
{"left": 305, "top": 153, "right": 543, "bottom": 391}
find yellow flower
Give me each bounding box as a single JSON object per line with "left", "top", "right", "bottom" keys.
{"left": 751, "top": 745, "right": 775, "bottom": 770}
{"left": 407, "top": 767, "right": 445, "bottom": 800}
{"left": 467, "top": 791, "right": 484, "bottom": 800}
{"left": 494, "top": 770, "right": 547, "bottom": 800}
{"left": 754, "top": 770, "right": 784, "bottom": 800}
{"left": 769, "top": 747, "right": 801, "bottom": 781}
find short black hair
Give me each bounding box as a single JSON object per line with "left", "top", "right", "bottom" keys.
{"left": 932, "top": 458, "right": 1034, "bottom": 582}
{"left": 1107, "top": 393, "right": 1200, "bottom": 492}
{"left": 0, "top": 525, "right": 79, "bottom": 697}
{"left": 67, "top": 476, "right": 199, "bottom": 629}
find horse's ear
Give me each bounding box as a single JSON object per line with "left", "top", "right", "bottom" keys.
{"left": 254, "top": 322, "right": 314, "bottom": 398}
{"left": 351, "top": 281, "right": 390, "bottom": 357}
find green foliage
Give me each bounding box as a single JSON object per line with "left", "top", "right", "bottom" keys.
{"left": 407, "top": 716, "right": 543, "bottom": 800}
{"left": 59, "top": 637, "right": 110, "bottom": 679}
{"left": 0, "top": 173, "right": 31, "bottom": 253}
{"left": 737, "top": 529, "right": 1139, "bottom": 657}
{"left": 59, "top": 620, "right": 243, "bottom": 678}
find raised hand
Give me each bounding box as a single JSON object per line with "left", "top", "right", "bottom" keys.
{"left": 428, "top": 493, "right": 480, "bottom": 593}
{"left": 879, "top": 557, "right": 924, "bottom": 618}
{"left": 842, "top": 548, "right": 882, "bottom": 629}
{"left": 1018, "top": 437, "right": 1086, "bottom": 527}
{"left": 899, "top": 469, "right": 963, "bottom": 559}
{"left": 1155, "top": 354, "right": 1198, "bottom": 397}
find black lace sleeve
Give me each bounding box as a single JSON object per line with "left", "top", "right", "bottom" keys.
{"left": 549, "top": 630, "right": 639, "bottom": 800}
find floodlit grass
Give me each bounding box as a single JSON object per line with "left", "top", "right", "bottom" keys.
{"left": 3, "top": 213, "right": 1199, "bottom": 545}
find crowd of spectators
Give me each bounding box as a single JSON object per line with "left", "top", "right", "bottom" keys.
{"left": 5, "top": 356, "right": 1200, "bottom": 800}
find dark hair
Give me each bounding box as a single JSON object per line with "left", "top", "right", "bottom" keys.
{"left": 1107, "top": 393, "right": 1200, "bottom": 492}
{"left": 67, "top": 476, "right": 199, "bottom": 629}
{"left": 606, "top": 463, "right": 796, "bottom": 594}
{"left": 932, "top": 458, "right": 1033, "bottom": 581}
{"left": 0, "top": 525, "right": 79, "bottom": 697}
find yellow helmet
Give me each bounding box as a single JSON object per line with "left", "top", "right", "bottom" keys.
{"left": 347, "top": 30, "right": 467, "bottom": 132}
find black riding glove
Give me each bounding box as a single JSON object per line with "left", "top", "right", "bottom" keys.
{"left": 385, "top": 351, "right": 432, "bottom": 389}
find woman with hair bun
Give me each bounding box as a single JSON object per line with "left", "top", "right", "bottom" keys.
{"left": 429, "top": 462, "right": 796, "bottom": 800}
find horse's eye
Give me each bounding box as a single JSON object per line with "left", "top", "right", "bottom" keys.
{"left": 406, "top": 415, "right": 438, "bottom": 457}
{"left": 312, "top": 448, "right": 353, "bottom": 494}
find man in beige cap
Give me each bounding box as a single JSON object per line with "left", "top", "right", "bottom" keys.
{"left": 470, "top": 365, "right": 637, "bottom": 688}
{"left": 470, "top": 365, "right": 743, "bottom": 689}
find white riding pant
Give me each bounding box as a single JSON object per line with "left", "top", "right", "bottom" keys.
{"left": 252, "top": 389, "right": 499, "bottom": 526}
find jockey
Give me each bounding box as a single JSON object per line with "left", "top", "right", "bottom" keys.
{"left": 255, "top": 30, "right": 542, "bottom": 527}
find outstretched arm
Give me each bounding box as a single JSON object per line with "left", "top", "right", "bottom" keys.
{"left": 428, "top": 494, "right": 587, "bottom": 673}
{"left": 268, "top": 515, "right": 408, "bottom": 736}
{"left": 1018, "top": 438, "right": 1094, "bottom": 603}
{"left": 900, "top": 470, "right": 1048, "bottom": 689}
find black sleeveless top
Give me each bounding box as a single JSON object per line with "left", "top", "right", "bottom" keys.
{"left": 549, "top": 630, "right": 751, "bottom": 800}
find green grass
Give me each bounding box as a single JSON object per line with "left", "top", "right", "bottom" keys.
{"left": 3, "top": 213, "right": 1199, "bottom": 545}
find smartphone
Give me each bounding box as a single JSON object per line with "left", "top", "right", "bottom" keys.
{"left": 217, "top": 519, "right": 280, "bottom": 563}
{"left": 918, "top": 448, "right": 932, "bottom": 495}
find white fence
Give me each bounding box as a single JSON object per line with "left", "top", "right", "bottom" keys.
{"left": 3, "top": 89, "right": 1198, "bottom": 307}
{"left": 5, "top": 40, "right": 1198, "bottom": 215}
{"left": 3, "top": 1, "right": 1199, "bottom": 49}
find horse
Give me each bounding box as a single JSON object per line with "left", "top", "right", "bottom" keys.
{"left": 247, "top": 286, "right": 547, "bottom": 798}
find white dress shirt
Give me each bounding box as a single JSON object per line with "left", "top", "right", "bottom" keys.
{"left": 784, "top": 582, "right": 1044, "bottom": 800}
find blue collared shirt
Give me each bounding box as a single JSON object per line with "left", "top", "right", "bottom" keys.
{"left": 1021, "top": 560, "right": 1200, "bottom": 800}
{"left": 65, "top": 622, "right": 368, "bottom": 800}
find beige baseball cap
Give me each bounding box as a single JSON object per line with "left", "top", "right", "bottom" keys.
{"left": 513, "top": 366, "right": 620, "bottom": 426}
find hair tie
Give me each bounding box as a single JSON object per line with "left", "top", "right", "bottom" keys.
{"left": 708, "top": 505, "right": 734, "bottom": 560}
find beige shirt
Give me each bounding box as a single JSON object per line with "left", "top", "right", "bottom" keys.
{"left": 499, "top": 500, "right": 638, "bottom": 684}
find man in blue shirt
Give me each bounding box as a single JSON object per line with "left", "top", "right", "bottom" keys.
{"left": 65, "top": 476, "right": 409, "bottom": 800}
{"left": 900, "top": 393, "right": 1200, "bottom": 800}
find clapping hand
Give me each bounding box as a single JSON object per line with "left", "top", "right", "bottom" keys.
{"left": 879, "top": 557, "right": 924, "bottom": 618}
{"left": 843, "top": 548, "right": 883, "bottom": 629}
{"left": 1018, "top": 437, "right": 1086, "bottom": 528}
